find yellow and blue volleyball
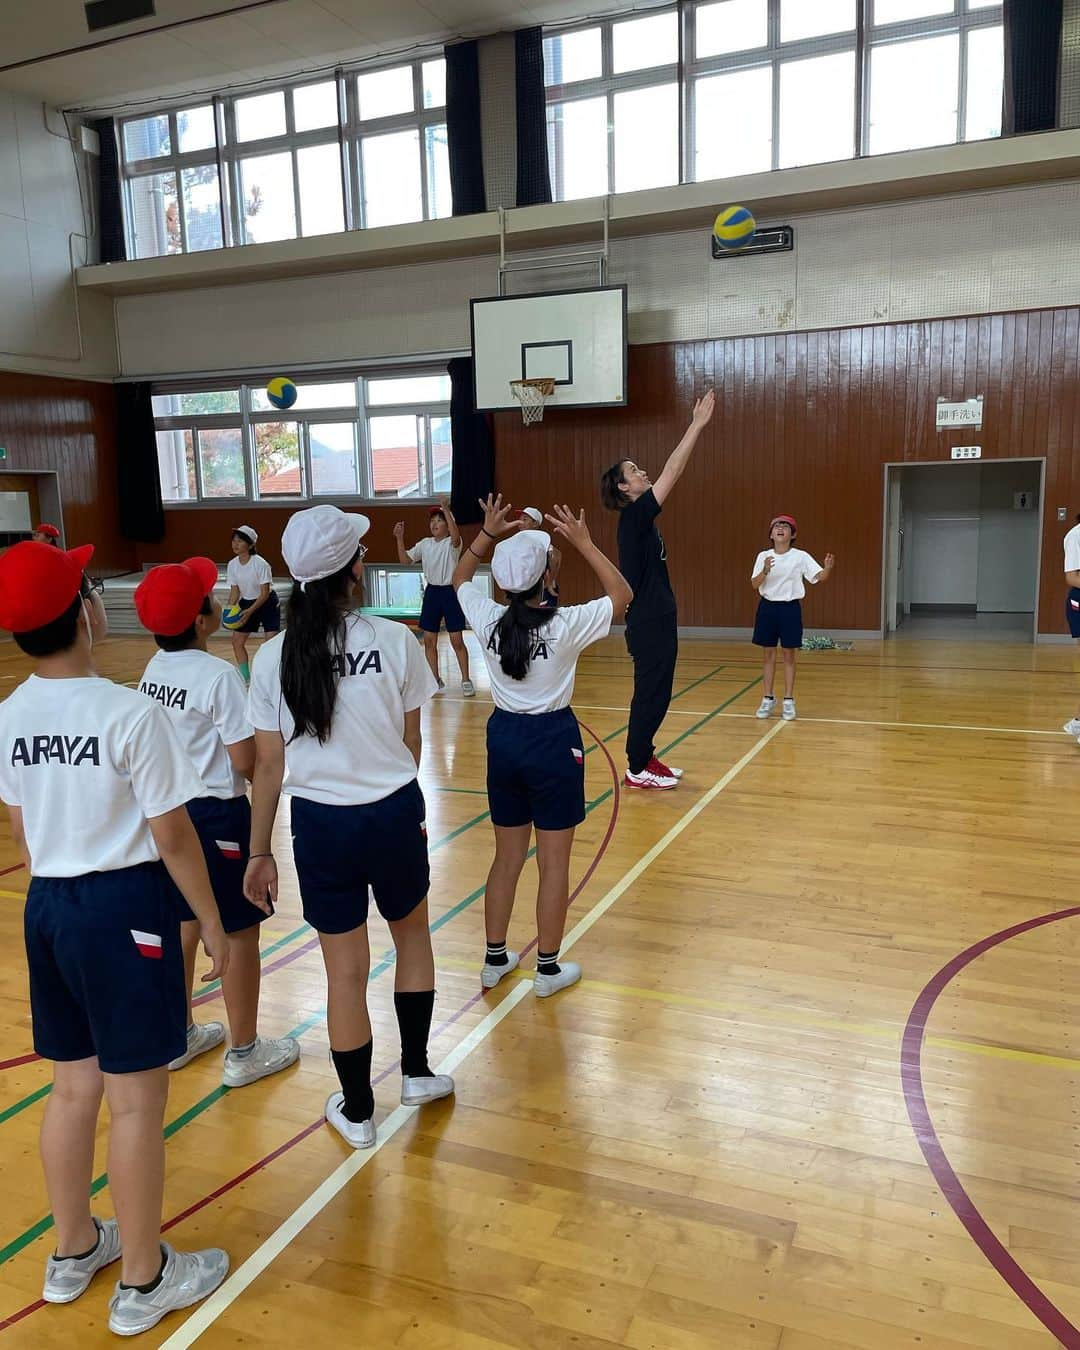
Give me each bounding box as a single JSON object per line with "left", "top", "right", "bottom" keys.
{"left": 221, "top": 604, "right": 245, "bottom": 630}
{"left": 266, "top": 376, "right": 297, "bottom": 410}
{"left": 713, "top": 204, "right": 756, "bottom": 252}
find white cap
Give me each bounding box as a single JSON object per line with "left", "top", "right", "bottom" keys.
{"left": 521, "top": 507, "right": 543, "bottom": 525}
{"left": 281, "top": 504, "right": 370, "bottom": 585}
{"left": 491, "top": 530, "right": 549, "bottom": 594}
{"left": 235, "top": 524, "right": 258, "bottom": 545}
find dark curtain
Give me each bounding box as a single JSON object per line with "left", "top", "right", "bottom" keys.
{"left": 1002, "top": 0, "right": 1063, "bottom": 135}
{"left": 91, "top": 117, "right": 126, "bottom": 263}
{"left": 115, "top": 383, "right": 165, "bottom": 542}
{"left": 448, "top": 357, "right": 494, "bottom": 524}
{"left": 445, "top": 41, "right": 487, "bottom": 215}
{"left": 515, "top": 27, "right": 551, "bottom": 207}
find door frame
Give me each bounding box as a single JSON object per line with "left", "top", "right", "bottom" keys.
{"left": 878, "top": 456, "right": 1046, "bottom": 642}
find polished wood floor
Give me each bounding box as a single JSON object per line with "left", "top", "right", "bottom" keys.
{"left": 2, "top": 631, "right": 1080, "bottom": 1348}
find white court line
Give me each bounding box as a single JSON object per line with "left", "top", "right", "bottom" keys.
{"left": 716, "top": 712, "right": 1065, "bottom": 738}
{"left": 159, "top": 718, "right": 788, "bottom": 1348}
{"left": 571, "top": 703, "right": 702, "bottom": 716}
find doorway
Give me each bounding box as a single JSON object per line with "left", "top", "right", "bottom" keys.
{"left": 882, "top": 459, "right": 1044, "bottom": 642}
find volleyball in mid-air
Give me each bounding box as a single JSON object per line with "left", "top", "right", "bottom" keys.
{"left": 266, "top": 376, "right": 298, "bottom": 410}
{"left": 221, "top": 605, "right": 245, "bottom": 630}
{"left": 712, "top": 204, "right": 756, "bottom": 252}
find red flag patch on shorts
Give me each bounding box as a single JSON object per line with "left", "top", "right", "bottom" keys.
{"left": 571, "top": 747, "right": 584, "bottom": 764}
{"left": 131, "top": 930, "right": 163, "bottom": 959}
{"left": 215, "top": 839, "right": 242, "bottom": 859}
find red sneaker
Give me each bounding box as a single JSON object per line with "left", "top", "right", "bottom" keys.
{"left": 625, "top": 764, "right": 678, "bottom": 790}
{"left": 648, "top": 756, "right": 683, "bottom": 780}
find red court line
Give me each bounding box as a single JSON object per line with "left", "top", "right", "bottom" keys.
{"left": 0, "top": 1053, "right": 38, "bottom": 1073}
{"left": 0, "top": 721, "right": 621, "bottom": 1333}
{"left": 0, "top": 863, "right": 25, "bottom": 877}
{"left": 192, "top": 935, "right": 320, "bottom": 1008}
{"left": 901, "top": 904, "right": 1080, "bottom": 1349}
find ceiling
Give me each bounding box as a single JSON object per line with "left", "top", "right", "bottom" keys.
{"left": 0, "top": 0, "right": 638, "bottom": 112}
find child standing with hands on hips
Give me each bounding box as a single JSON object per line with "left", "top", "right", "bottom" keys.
{"left": 394, "top": 499, "right": 475, "bottom": 698}
{"left": 751, "top": 515, "right": 835, "bottom": 721}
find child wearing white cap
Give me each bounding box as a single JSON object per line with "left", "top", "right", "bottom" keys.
{"left": 243, "top": 504, "right": 452, "bottom": 1150}
{"left": 452, "top": 495, "right": 632, "bottom": 996}
{"left": 225, "top": 526, "right": 280, "bottom": 685}
{"left": 516, "top": 508, "right": 561, "bottom": 608}
{"left": 393, "top": 499, "right": 475, "bottom": 698}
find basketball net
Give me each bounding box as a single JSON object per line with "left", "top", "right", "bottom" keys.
{"left": 509, "top": 377, "right": 555, "bottom": 425}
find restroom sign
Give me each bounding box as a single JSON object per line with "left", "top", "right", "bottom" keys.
{"left": 936, "top": 396, "right": 983, "bottom": 428}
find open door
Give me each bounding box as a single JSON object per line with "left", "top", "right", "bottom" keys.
{"left": 884, "top": 467, "right": 904, "bottom": 633}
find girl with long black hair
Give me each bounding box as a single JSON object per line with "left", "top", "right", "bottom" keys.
{"left": 453, "top": 495, "right": 631, "bottom": 996}
{"left": 243, "top": 505, "right": 452, "bottom": 1149}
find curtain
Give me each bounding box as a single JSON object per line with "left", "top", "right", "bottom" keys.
{"left": 445, "top": 41, "right": 487, "bottom": 216}
{"left": 91, "top": 117, "right": 126, "bottom": 264}
{"left": 1003, "top": 0, "right": 1063, "bottom": 135}
{"left": 515, "top": 27, "right": 552, "bottom": 207}
{"left": 115, "top": 383, "right": 165, "bottom": 542}
{"left": 448, "top": 357, "right": 494, "bottom": 524}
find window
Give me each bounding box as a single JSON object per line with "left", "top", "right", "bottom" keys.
{"left": 365, "top": 563, "right": 492, "bottom": 610}
{"left": 152, "top": 371, "right": 451, "bottom": 506}
{"left": 119, "top": 55, "right": 447, "bottom": 258}
{"left": 545, "top": 2, "right": 1002, "bottom": 198}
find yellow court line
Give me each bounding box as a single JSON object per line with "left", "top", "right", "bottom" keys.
{"left": 0, "top": 889, "right": 25, "bottom": 900}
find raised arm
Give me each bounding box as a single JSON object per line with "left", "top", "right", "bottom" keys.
{"left": 545, "top": 505, "right": 632, "bottom": 622}
{"left": 440, "top": 497, "right": 462, "bottom": 549}
{"left": 453, "top": 494, "right": 516, "bottom": 589}
{"left": 652, "top": 390, "right": 716, "bottom": 506}
{"left": 393, "top": 520, "right": 410, "bottom": 566}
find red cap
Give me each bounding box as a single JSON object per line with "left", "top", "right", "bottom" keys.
{"left": 0, "top": 541, "right": 94, "bottom": 633}
{"left": 770, "top": 515, "right": 798, "bottom": 532}
{"left": 33, "top": 523, "right": 60, "bottom": 540}
{"left": 135, "top": 557, "right": 219, "bottom": 636}
{"left": 429, "top": 505, "right": 447, "bottom": 516}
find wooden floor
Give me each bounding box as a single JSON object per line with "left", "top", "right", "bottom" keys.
{"left": 3, "top": 631, "right": 1080, "bottom": 1348}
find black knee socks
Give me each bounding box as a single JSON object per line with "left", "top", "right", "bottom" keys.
{"left": 331, "top": 1041, "right": 374, "bottom": 1123}
{"left": 394, "top": 989, "right": 435, "bottom": 1078}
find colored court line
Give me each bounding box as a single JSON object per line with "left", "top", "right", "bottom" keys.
{"left": 901, "top": 906, "right": 1080, "bottom": 1349}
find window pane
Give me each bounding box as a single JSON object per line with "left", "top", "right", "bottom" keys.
{"left": 297, "top": 143, "right": 344, "bottom": 236}
{"left": 361, "top": 130, "right": 422, "bottom": 226}
{"left": 367, "top": 375, "right": 450, "bottom": 405}
{"left": 123, "top": 115, "right": 170, "bottom": 161}
{"left": 156, "top": 430, "right": 195, "bottom": 501}
{"left": 181, "top": 165, "right": 222, "bottom": 251}
{"left": 696, "top": 0, "right": 767, "bottom": 57}
{"left": 614, "top": 84, "right": 678, "bottom": 191}
{"left": 781, "top": 0, "right": 856, "bottom": 41}
{"left": 239, "top": 152, "right": 297, "bottom": 243}
{"left": 296, "top": 381, "right": 358, "bottom": 409}
{"left": 369, "top": 415, "right": 421, "bottom": 497}
{"left": 198, "top": 427, "right": 246, "bottom": 498}
{"left": 874, "top": 0, "right": 953, "bottom": 20}
{"left": 255, "top": 422, "right": 301, "bottom": 495}
{"left": 869, "top": 33, "right": 959, "bottom": 153}
{"left": 310, "top": 422, "right": 359, "bottom": 494}
{"left": 153, "top": 390, "right": 240, "bottom": 416}
{"left": 544, "top": 28, "right": 603, "bottom": 85}
{"left": 235, "top": 90, "right": 287, "bottom": 141}
{"left": 965, "top": 25, "right": 1003, "bottom": 140}
{"left": 547, "top": 97, "right": 607, "bottom": 200}
{"left": 177, "top": 105, "right": 215, "bottom": 153}
{"left": 423, "top": 59, "right": 446, "bottom": 108}
{"left": 128, "top": 171, "right": 179, "bottom": 258}
{"left": 694, "top": 67, "right": 772, "bottom": 179}
{"left": 293, "top": 80, "right": 338, "bottom": 132}
{"left": 429, "top": 415, "right": 452, "bottom": 495}
{"left": 967, "top": 0, "right": 999, "bottom": 7}
{"left": 425, "top": 124, "right": 451, "bottom": 219}
{"left": 779, "top": 51, "right": 855, "bottom": 168}
{"left": 357, "top": 65, "right": 414, "bottom": 120}
{"left": 613, "top": 12, "right": 678, "bottom": 73}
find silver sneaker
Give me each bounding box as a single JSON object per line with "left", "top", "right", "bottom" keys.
{"left": 754, "top": 696, "right": 776, "bottom": 719}
{"left": 168, "top": 1021, "right": 225, "bottom": 1071}
{"left": 43, "top": 1217, "right": 121, "bottom": 1304}
{"left": 781, "top": 698, "right": 797, "bottom": 721}
{"left": 107, "top": 1243, "right": 228, "bottom": 1337}
{"left": 534, "top": 961, "right": 582, "bottom": 998}
{"left": 1064, "top": 718, "right": 1080, "bottom": 737}
{"left": 325, "top": 1091, "right": 375, "bottom": 1149}
{"left": 481, "top": 950, "right": 519, "bottom": 989}
{"left": 223, "top": 1035, "right": 300, "bottom": 1088}
{"left": 401, "top": 1074, "right": 455, "bottom": 1106}
{"left": 462, "top": 679, "right": 476, "bottom": 698}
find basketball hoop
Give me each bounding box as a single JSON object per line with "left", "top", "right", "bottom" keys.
{"left": 509, "top": 377, "right": 555, "bottom": 425}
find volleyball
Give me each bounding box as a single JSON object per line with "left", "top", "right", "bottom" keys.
{"left": 712, "top": 204, "right": 756, "bottom": 252}
{"left": 221, "top": 604, "right": 245, "bottom": 630}
{"left": 266, "top": 376, "right": 298, "bottom": 410}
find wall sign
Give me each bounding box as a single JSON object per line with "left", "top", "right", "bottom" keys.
{"left": 936, "top": 396, "right": 983, "bottom": 428}
{"left": 951, "top": 445, "right": 982, "bottom": 459}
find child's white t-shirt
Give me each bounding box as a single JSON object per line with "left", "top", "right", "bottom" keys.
{"left": 226, "top": 555, "right": 272, "bottom": 598}
{"left": 407, "top": 536, "right": 461, "bottom": 587}
{"left": 752, "top": 548, "right": 824, "bottom": 602}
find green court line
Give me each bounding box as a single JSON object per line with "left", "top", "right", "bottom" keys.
{"left": 0, "top": 1083, "right": 49, "bottom": 1127}
{"left": 0, "top": 663, "right": 745, "bottom": 1267}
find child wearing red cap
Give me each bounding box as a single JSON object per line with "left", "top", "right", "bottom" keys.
{"left": 393, "top": 499, "right": 475, "bottom": 697}
{"left": 135, "top": 559, "right": 299, "bottom": 1090}
{"left": 751, "top": 516, "right": 835, "bottom": 720}
{"left": 31, "top": 523, "right": 61, "bottom": 545}
{"left": 0, "top": 541, "right": 231, "bottom": 1335}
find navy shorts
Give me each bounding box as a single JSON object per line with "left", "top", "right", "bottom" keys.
{"left": 1068, "top": 588, "right": 1080, "bottom": 638}
{"left": 165, "top": 795, "right": 263, "bottom": 934}
{"left": 290, "top": 780, "right": 429, "bottom": 934}
{"left": 419, "top": 584, "right": 467, "bottom": 634}
{"left": 24, "top": 862, "right": 187, "bottom": 1073}
{"left": 237, "top": 590, "right": 281, "bottom": 634}
{"left": 753, "top": 598, "right": 803, "bottom": 649}
{"left": 486, "top": 706, "right": 585, "bottom": 833}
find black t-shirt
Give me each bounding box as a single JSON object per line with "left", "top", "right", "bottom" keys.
{"left": 617, "top": 489, "right": 675, "bottom": 626}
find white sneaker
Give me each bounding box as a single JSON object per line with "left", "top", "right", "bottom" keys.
{"left": 107, "top": 1243, "right": 228, "bottom": 1337}
{"left": 325, "top": 1091, "right": 375, "bottom": 1149}
{"left": 43, "top": 1217, "right": 121, "bottom": 1304}
{"left": 481, "top": 950, "right": 520, "bottom": 989}
{"left": 401, "top": 1074, "right": 455, "bottom": 1106}
{"left": 781, "top": 698, "right": 797, "bottom": 721}
{"left": 624, "top": 767, "right": 678, "bottom": 790}
{"left": 1063, "top": 718, "right": 1080, "bottom": 737}
{"left": 168, "top": 1021, "right": 225, "bottom": 1071}
{"left": 223, "top": 1035, "right": 300, "bottom": 1088}
{"left": 755, "top": 696, "right": 776, "bottom": 719}
{"left": 462, "top": 679, "right": 476, "bottom": 698}
{"left": 534, "top": 961, "right": 582, "bottom": 998}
